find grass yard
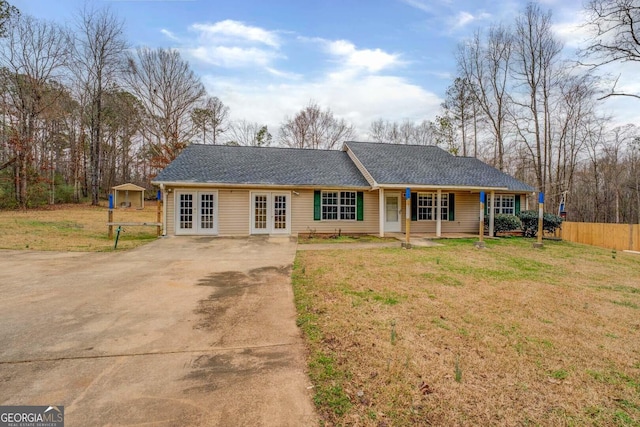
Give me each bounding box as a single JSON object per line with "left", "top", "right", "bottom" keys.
{"left": 0, "top": 202, "right": 159, "bottom": 251}
{"left": 292, "top": 238, "right": 640, "bottom": 426}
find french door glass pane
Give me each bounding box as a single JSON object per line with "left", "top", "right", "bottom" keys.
{"left": 273, "top": 195, "right": 287, "bottom": 230}
{"left": 200, "top": 194, "right": 215, "bottom": 229}
{"left": 179, "top": 194, "right": 193, "bottom": 229}
{"left": 254, "top": 195, "right": 268, "bottom": 229}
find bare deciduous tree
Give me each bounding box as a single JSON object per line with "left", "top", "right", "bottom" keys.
{"left": 511, "top": 3, "right": 563, "bottom": 195}
{"left": 581, "top": 0, "right": 640, "bottom": 99}
{"left": 280, "top": 101, "right": 355, "bottom": 150}
{"left": 0, "top": 14, "right": 69, "bottom": 208}
{"left": 442, "top": 77, "right": 478, "bottom": 156}
{"left": 457, "top": 25, "right": 513, "bottom": 170}
{"left": 124, "top": 47, "right": 205, "bottom": 168}
{"left": 368, "top": 119, "right": 434, "bottom": 145}
{"left": 73, "top": 5, "right": 127, "bottom": 204}
{"left": 226, "top": 120, "right": 271, "bottom": 146}
{"left": 191, "top": 96, "right": 229, "bottom": 145}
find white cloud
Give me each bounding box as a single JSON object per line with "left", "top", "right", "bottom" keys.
{"left": 184, "top": 20, "right": 282, "bottom": 69}
{"left": 326, "top": 40, "right": 401, "bottom": 73}
{"left": 184, "top": 22, "right": 438, "bottom": 140}
{"left": 191, "top": 20, "right": 280, "bottom": 48}
{"left": 399, "top": 0, "right": 453, "bottom": 13}
{"left": 399, "top": 0, "right": 434, "bottom": 13}
{"left": 188, "top": 46, "right": 281, "bottom": 68}
{"left": 456, "top": 11, "right": 474, "bottom": 28}
{"left": 265, "top": 67, "right": 302, "bottom": 80}
{"left": 160, "top": 28, "right": 179, "bottom": 41}
{"left": 202, "top": 73, "right": 441, "bottom": 140}
{"left": 552, "top": 12, "right": 591, "bottom": 49}
{"left": 450, "top": 11, "right": 491, "bottom": 30}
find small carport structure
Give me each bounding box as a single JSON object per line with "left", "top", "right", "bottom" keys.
{"left": 112, "top": 183, "right": 145, "bottom": 209}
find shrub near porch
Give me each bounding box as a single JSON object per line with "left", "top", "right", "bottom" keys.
{"left": 292, "top": 239, "right": 640, "bottom": 426}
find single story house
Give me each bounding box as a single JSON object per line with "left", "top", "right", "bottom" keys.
{"left": 151, "top": 141, "right": 534, "bottom": 237}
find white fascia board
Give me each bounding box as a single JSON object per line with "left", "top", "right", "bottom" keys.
{"left": 150, "top": 181, "right": 371, "bottom": 190}
{"left": 374, "top": 184, "right": 510, "bottom": 192}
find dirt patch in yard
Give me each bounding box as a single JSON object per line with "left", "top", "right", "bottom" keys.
{"left": 293, "top": 238, "right": 640, "bottom": 426}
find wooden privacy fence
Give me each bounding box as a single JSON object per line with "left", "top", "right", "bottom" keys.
{"left": 560, "top": 222, "right": 640, "bottom": 252}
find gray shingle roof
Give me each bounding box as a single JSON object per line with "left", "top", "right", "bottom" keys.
{"left": 153, "top": 144, "right": 370, "bottom": 188}
{"left": 344, "top": 141, "right": 534, "bottom": 192}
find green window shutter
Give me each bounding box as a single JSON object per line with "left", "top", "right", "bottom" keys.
{"left": 515, "top": 195, "right": 521, "bottom": 215}
{"left": 356, "top": 191, "right": 364, "bottom": 221}
{"left": 484, "top": 195, "right": 489, "bottom": 217}
{"left": 448, "top": 193, "right": 455, "bottom": 221}
{"left": 314, "top": 190, "right": 321, "bottom": 220}
{"left": 411, "top": 192, "right": 417, "bottom": 221}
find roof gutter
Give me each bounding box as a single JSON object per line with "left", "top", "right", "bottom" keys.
{"left": 373, "top": 184, "right": 511, "bottom": 192}
{"left": 150, "top": 181, "right": 372, "bottom": 190}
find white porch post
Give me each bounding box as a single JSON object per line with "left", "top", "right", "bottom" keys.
{"left": 436, "top": 189, "right": 442, "bottom": 237}
{"left": 489, "top": 191, "right": 495, "bottom": 237}
{"left": 379, "top": 188, "right": 385, "bottom": 237}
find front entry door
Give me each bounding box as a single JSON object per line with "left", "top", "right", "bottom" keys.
{"left": 251, "top": 192, "right": 290, "bottom": 234}
{"left": 384, "top": 192, "right": 401, "bottom": 232}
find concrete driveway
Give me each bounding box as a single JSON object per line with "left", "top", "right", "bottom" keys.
{"left": 0, "top": 237, "right": 317, "bottom": 426}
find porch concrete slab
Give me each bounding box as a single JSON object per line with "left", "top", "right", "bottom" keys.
{"left": 0, "top": 237, "right": 317, "bottom": 426}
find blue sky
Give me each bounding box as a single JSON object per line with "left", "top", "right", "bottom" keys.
{"left": 12, "top": 0, "right": 638, "bottom": 137}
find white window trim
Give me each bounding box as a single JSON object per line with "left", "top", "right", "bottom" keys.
{"left": 175, "top": 190, "right": 219, "bottom": 235}
{"left": 494, "top": 194, "right": 516, "bottom": 215}
{"left": 416, "top": 192, "right": 449, "bottom": 222}
{"left": 321, "top": 190, "right": 357, "bottom": 221}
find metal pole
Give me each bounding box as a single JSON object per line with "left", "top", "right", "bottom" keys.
{"left": 114, "top": 226, "right": 122, "bottom": 249}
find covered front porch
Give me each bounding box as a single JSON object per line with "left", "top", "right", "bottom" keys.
{"left": 377, "top": 187, "right": 523, "bottom": 238}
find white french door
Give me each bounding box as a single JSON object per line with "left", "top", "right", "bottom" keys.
{"left": 251, "top": 192, "right": 290, "bottom": 235}
{"left": 176, "top": 191, "right": 218, "bottom": 235}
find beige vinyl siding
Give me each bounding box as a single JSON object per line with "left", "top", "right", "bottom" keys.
{"left": 401, "top": 192, "right": 480, "bottom": 234}
{"left": 167, "top": 186, "right": 376, "bottom": 236}
{"left": 218, "top": 189, "right": 251, "bottom": 235}
{"left": 291, "top": 189, "right": 379, "bottom": 234}
{"left": 442, "top": 192, "right": 479, "bottom": 233}
{"left": 164, "top": 187, "right": 513, "bottom": 236}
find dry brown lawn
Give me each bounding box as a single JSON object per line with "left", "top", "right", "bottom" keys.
{"left": 292, "top": 238, "right": 640, "bottom": 426}
{"left": 0, "top": 202, "right": 159, "bottom": 251}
